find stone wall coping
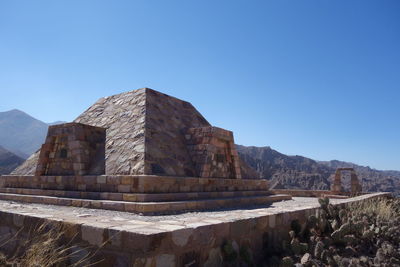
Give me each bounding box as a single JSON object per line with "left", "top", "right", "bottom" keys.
{"left": 0, "top": 192, "right": 390, "bottom": 237}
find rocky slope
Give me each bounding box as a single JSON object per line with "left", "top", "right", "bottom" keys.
{"left": 0, "top": 146, "right": 24, "bottom": 174}
{"left": 268, "top": 197, "right": 400, "bottom": 266}
{"left": 0, "top": 109, "right": 49, "bottom": 158}
{"left": 237, "top": 145, "right": 400, "bottom": 195}
{"left": 0, "top": 109, "right": 66, "bottom": 159}
{"left": 236, "top": 145, "right": 332, "bottom": 190}
{"left": 1, "top": 108, "right": 398, "bottom": 195}
{"left": 320, "top": 160, "right": 400, "bottom": 195}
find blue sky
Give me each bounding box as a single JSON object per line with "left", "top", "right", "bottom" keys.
{"left": 0, "top": 1, "right": 399, "bottom": 170}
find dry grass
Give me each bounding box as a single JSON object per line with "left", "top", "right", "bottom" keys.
{"left": 348, "top": 197, "right": 396, "bottom": 221}
{"left": 0, "top": 222, "right": 102, "bottom": 267}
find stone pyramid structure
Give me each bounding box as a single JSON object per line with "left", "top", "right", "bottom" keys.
{"left": 2, "top": 88, "right": 293, "bottom": 215}
{"left": 13, "top": 88, "right": 247, "bottom": 178}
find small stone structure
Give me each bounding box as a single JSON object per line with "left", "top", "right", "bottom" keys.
{"left": 331, "top": 167, "right": 362, "bottom": 195}
{"left": 35, "top": 123, "right": 106, "bottom": 176}
{"left": 186, "top": 126, "right": 241, "bottom": 179}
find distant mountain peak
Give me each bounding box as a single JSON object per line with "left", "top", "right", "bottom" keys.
{"left": 0, "top": 109, "right": 49, "bottom": 158}
{"left": 0, "top": 145, "right": 24, "bottom": 174}
{"left": 1, "top": 109, "right": 30, "bottom": 116}
{"left": 3, "top": 108, "right": 22, "bottom": 113}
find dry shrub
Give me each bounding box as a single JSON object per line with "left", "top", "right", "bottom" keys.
{"left": 0, "top": 222, "right": 102, "bottom": 267}
{"left": 349, "top": 197, "right": 396, "bottom": 221}
{"left": 270, "top": 196, "right": 400, "bottom": 266}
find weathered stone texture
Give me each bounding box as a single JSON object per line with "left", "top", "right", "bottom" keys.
{"left": 12, "top": 88, "right": 260, "bottom": 179}
{"left": 331, "top": 168, "right": 362, "bottom": 195}
{"left": 75, "top": 89, "right": 147, "bottom": 175}
{"left": 35, "top": 123, "right": 105, "bottom": 176}
{"left": 186, "top": 126, "right": 241, "bottom": 179}
{"left": 143, "top": 89, "right": 210, "bottom": 176}
{"left": 0, "top": 174, "right": 272, "bottom": 214}
{"left": 13, "top": 88, "right": 215, "bottom": 177}
{"left": 13, "top": 89, "right": 147, "bottom": 175}
{"left": 0, "top": 192, "right": 389, "bottom": 266}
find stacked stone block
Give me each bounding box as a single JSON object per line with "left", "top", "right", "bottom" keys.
{"left": 0, "top": 174, "right": 271, "bottom": 213}
{"left": 185, "top": 127, "right": 242, "bottom": 179}
{"left": 0, "top": 175, "right": 267, "bottom": 194}
{"left": 331, "top": 168, "right": 362, "bottom": 195}
{"left": 142, "top": 89, "right": 210, "bottom": 176}
{"left": 350, "top": 171, "right": 362, "bottom": 194}
{"left": 35, "top": 123, "right": 106, "bottom": 176}
{"left": 331, "top": 171, "right": 342, "bottom": 194}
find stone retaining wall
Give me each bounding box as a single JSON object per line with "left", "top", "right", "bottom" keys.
{"left": 0, "top": 192, "right": 390, "bottom": 266}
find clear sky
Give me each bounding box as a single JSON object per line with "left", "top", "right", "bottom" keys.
{"left": 0, "top": 1, "right": 399, "bottom": 170}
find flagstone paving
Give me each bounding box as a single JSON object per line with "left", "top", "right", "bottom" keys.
{"left": 0, "top": 193, "right": 388, "bottom": 235}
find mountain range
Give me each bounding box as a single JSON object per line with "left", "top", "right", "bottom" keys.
{"left": 0, "top": 145, "right": 24, "bottom": 175}
{"left": 0, "top": 109, "right": 398, "bottom": 196}
{"left": 0, "top": 109, "right": 65, "bottom": 159}
{"left": 237, "top": 145, "right": 400, "bottom": 196}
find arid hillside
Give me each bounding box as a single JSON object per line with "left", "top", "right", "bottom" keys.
{"left": 0, "top": 145, "right": 24, "bottom": 174}
{"left": 237, "top": 145, "right": 400, "bottom": 196}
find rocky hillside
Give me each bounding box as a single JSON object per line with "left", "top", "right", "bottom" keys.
{"left": 236, "top": 145, "right": 332, "bottom": 190}
{"left": 320, "top": 160, "right": 400, "bottom": 195}
{"left": 237, "top": 145, "right": 400, "bottom": 195}
{"left": 0, "top": 146, "right": 24, "bottom": 174}
{"left": 0, "top": 109, "right": 66, "bottom": 159}
{"left": 1, "top": 108, "right": 398, "bottom": 195}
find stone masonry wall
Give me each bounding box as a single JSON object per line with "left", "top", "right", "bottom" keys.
{"left": 0, "top": 193, "right": 389, "bottom": 266}
{"left": 12, "top": 88, "right": 257, "bottom": 179}
{"left": 143, "top": 89, "right": 210, "bottom": 177}
{"left": 74, "top": 89, "right": 147, "bottom": 175}
{"left": 331, "top": 168, "right": 362, "bottom": 195}
{"left": 35, "top": 123, "right": 105, "bottom": 176}
{"left": 0, "top": 175, "right": 267, "bottom": 194}
{"left": 185, "top": 127, "right": 242, "bottom": 179}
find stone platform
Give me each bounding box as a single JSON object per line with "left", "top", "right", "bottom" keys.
{"left": 0, "top": 175, "right": 269, "bottom": 193}
{"left": 0, "top": 175, "right": 291, "bottom": 214}
{"left": 0, "top": 192, "right": 390, "bottom": 266}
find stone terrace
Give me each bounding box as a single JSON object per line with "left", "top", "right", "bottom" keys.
{"left": 0, "top": 192, "right": 390, "bottom": 266}
{"left": 0, "top": 175, "right": 288, "bottom": 214}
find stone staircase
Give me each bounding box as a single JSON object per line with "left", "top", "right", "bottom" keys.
{"left": 0, "top": 175, "right": 292, "bottom": 214}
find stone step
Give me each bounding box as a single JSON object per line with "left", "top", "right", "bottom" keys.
{"left": 0, "top": 187, "right": 271, "bottom": 202}
{"left": 0, "top": 192, "right": 292, "bottom": 215}
{"left": 0, "top": 175, "right": 269, "bottom": 194}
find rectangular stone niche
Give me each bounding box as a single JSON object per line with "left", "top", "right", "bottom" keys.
{"left": 35, "top": 123, "right": 106, "bottom": 176}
